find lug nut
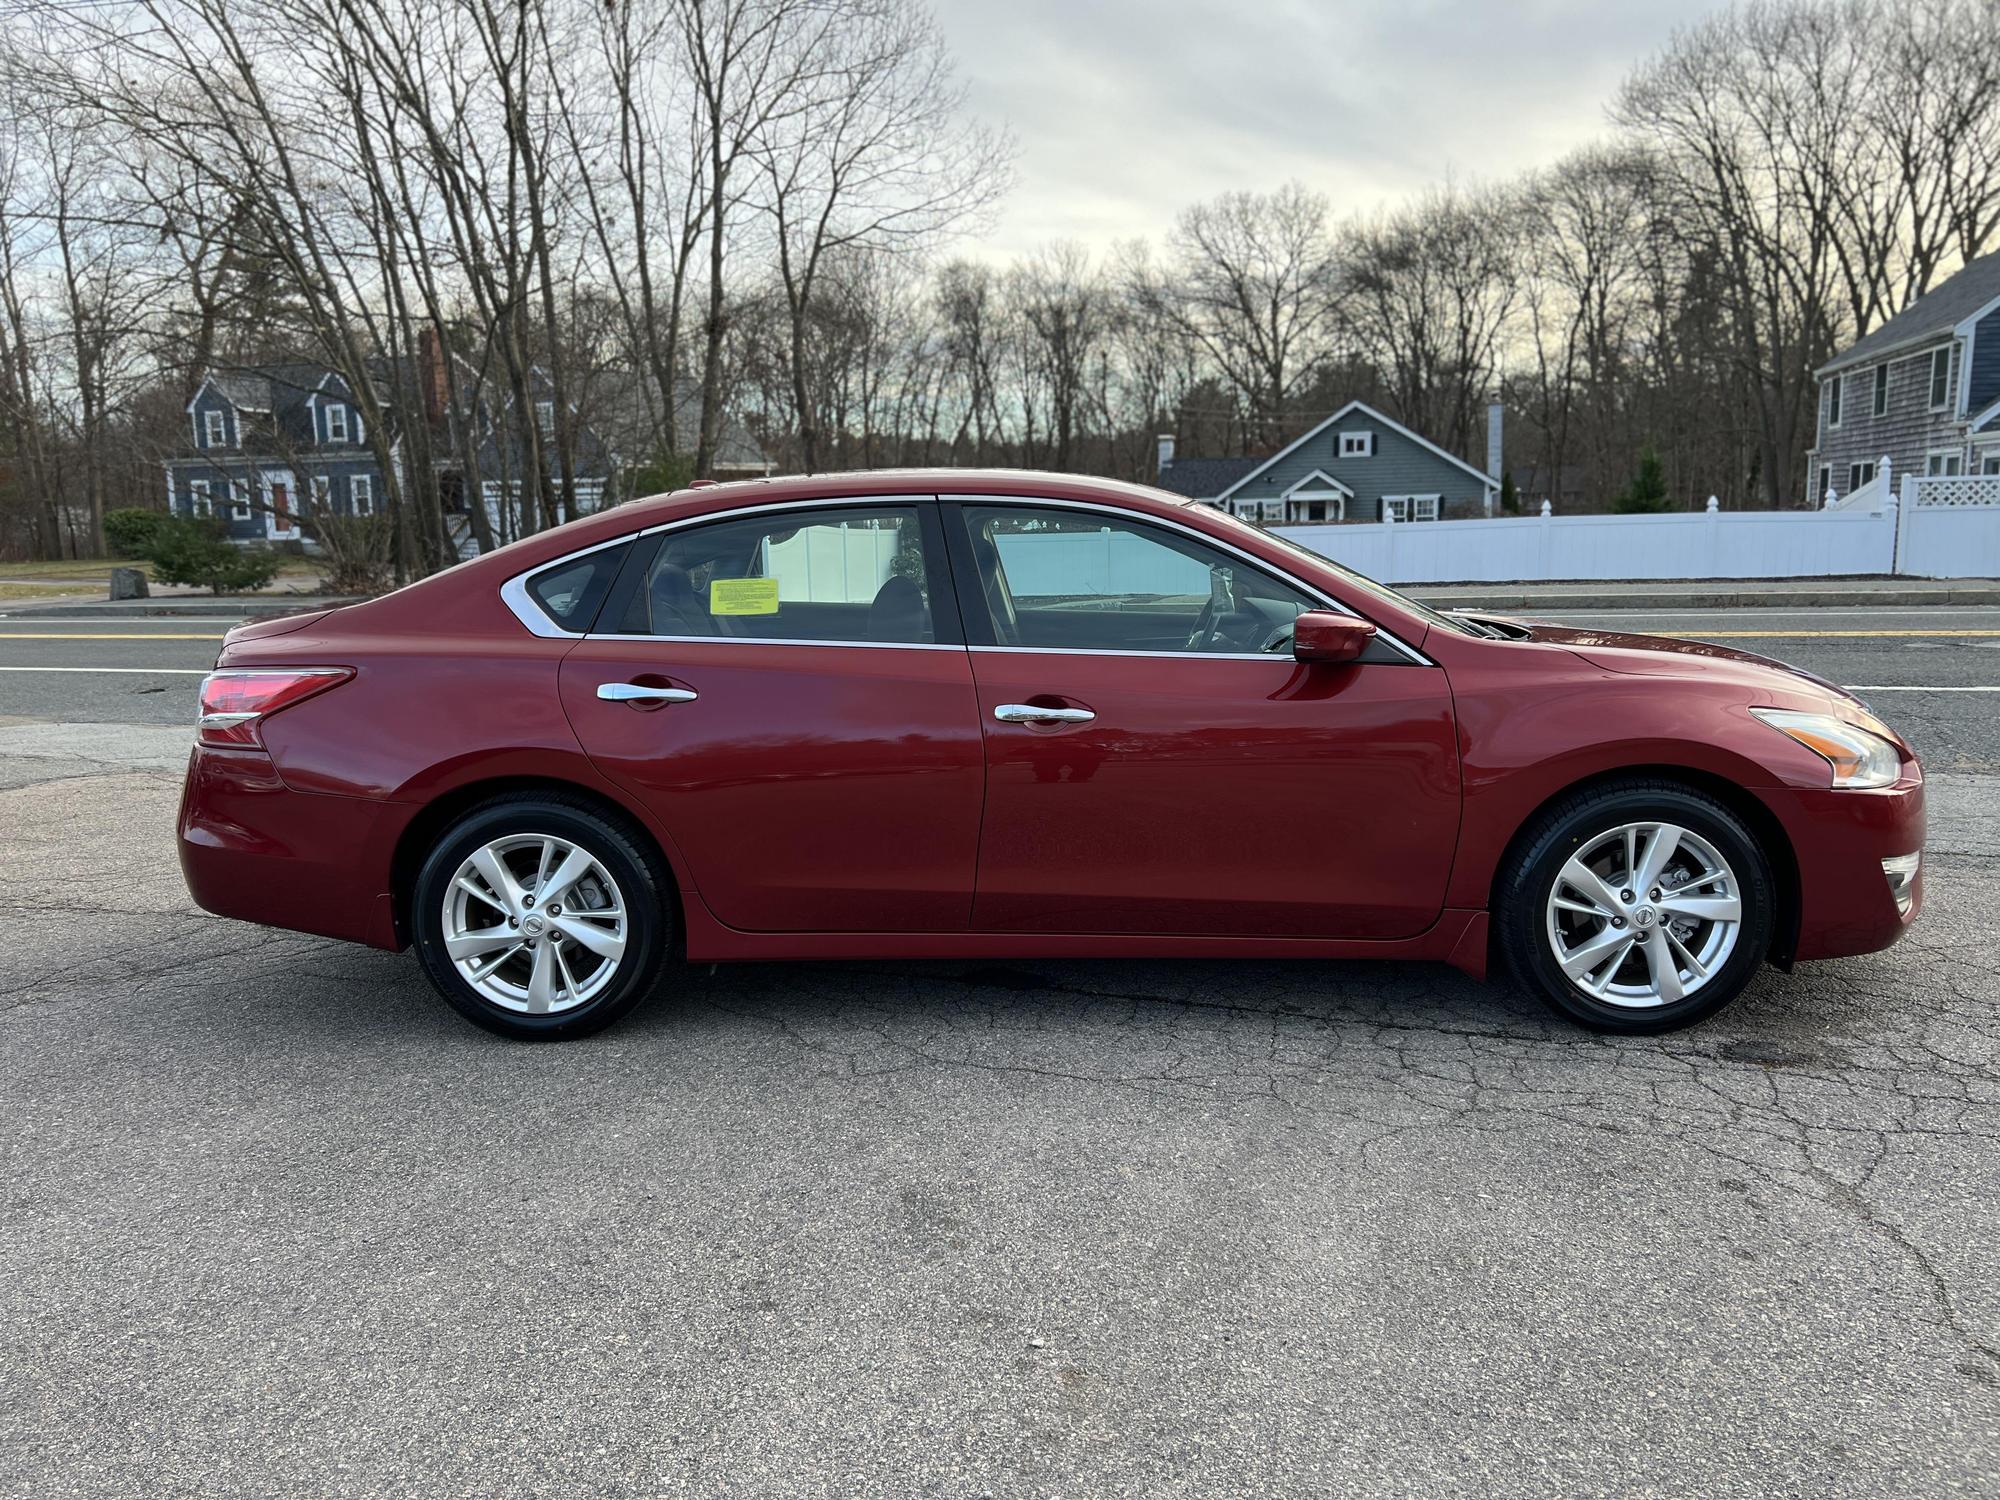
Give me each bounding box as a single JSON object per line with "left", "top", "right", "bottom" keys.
{"left": 1612, "top": 916, "right": 1626, "bottom": 928}
{"left": 1620, "top": 889, "right": 1634, "bottom": 902}
{"left": 508, "top": 917, "right": 519, "bottom": 928}
{"left": 523, "top": 895, "right": 535, "bottom": 908}
{"left": 549, "top": 904, "right": 562, "bottom": 916}
{"left": 1650, "top": 888, "right": 1662, "bottom": 901}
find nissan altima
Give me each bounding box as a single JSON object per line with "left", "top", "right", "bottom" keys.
{"left": 178, "top": 471, "right": 1924, "bottom": 1040}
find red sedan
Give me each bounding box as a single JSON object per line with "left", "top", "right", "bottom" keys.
{"left": 178, "top": 471, "right": 1924, "bottom": 1040}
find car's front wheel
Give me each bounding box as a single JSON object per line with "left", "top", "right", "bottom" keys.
{"left": 411, "top": 794, "right": 672, "bottom": 1041}
{"left": 1497, "top": 780, "right": 1776, "bottom": 1033}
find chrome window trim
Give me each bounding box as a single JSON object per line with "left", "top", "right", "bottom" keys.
{"left": 941, "top": 491, "right": 1434, "bottom": 666}
{"left": 499, "top": 490, "right": 1434, "bottom": 665}
{"left": 970, "top": 644, "right": 1316, "bottom": 663}
{"left": 584, "top": 633, "right": 961, "bottom": 652}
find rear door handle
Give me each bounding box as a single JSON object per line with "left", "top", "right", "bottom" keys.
{"left": 993, "top": 703, "right": 1094, "bottom": 724}
{"left": 598, "top": 682, "right": 697, "bottom": 704}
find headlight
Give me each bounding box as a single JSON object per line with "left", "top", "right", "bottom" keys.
{"left": 1751, "top": 708, "right": 1903, "bottom": 789}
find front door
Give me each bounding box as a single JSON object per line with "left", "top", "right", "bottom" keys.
{"left": 558, "top": 500, "right": 983, "bottom": 933}
{"left": 263, "top": 472, "right": 296, "bottom": 539}
{"left": 945, "top": 501, "right": 1461, "bottom": 938}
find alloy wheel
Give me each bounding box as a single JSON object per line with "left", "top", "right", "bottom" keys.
{"left": 1543, "top": 820, "right": 1742, "bottom": 1009}
{"left": 441, "top": 833, "right": 628, "bottom": 1015}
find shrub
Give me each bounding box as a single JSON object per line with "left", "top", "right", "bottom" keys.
{"left": 1613, "top": 443, "right": 1673, "bottom": 514}
{"left": 104, "top": 507, "right": 166, "bottom": 558}
{"left": 143, "top": 516, "right": 282, "bottom": 594}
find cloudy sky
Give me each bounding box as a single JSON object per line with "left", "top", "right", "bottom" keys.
{"left": 929, "top": 0, "right": 1718, "bottom": 260}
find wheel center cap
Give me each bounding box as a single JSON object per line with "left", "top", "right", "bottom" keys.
{"left": 522, "top": 914, "right": 546, "bottom": 936}
{"left": 1632, "top": 906, "right": 1657, "bottom": 928}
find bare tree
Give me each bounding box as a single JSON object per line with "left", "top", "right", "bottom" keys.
{"left": 1152, "top": 182, "right": 1341, "bottom": 449}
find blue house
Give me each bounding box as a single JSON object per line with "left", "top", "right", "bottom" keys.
{"left": 170, "top": 365, "right": 385, "bottom": 543}
{"left": 1153, "top": 400, "right": 1500, "bottom": 523}
{"left": 168, "top": 355, "right": 773, "bottom": 551}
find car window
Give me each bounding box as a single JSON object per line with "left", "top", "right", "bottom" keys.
{"left": 524, "top": 542, "right": 629, "bottom": 632}
{"left": 957, "top": 505, "right": 1316, "bottom": 654}
{"left": 613, "top": 505, "right": 938, "bottom": 645}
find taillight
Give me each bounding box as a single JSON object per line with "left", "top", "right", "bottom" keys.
{"left": 198, "top": 668, "right": 353, "bottom": 749}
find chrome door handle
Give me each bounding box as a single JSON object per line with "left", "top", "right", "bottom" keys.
{"left": 597, "top": 682, "right": 697, "bottom": 704}
{"left": 993, "top": 703, "right": 1094, "bottom": 725}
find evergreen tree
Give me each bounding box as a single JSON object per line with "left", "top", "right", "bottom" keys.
{"left": 1613, "top": 443, "right": 1672, "bottom": 513}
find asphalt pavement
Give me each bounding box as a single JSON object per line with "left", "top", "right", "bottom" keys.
{"left": 1, "top": 602, "right": 1996, "bottom": 1497}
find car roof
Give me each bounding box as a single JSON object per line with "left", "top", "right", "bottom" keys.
{"left": 638, "top": 468, "right": 1199, "bottom": 522}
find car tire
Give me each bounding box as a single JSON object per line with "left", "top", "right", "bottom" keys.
{"left": 411, "top": 793, "right": 673, "bottom": 1041}
{"left": 1496, "top": 779, "right": 1776, "bottom": 1034}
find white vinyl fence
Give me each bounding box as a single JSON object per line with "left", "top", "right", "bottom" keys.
{"left": 1896, "top": 473, "right": 2000, "bottom": 579}
{"left": 1277, "top": 502, "right": 1895, "bottom": 584}
{"left": 1266, "top": 476, "right": 2000, "bottom": 584}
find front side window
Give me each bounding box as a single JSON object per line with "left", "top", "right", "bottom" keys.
{"left": 956, "top": 504, "right": 1316, "bottom": 655}
{"left": 615, "top": 505, "right": 939, "bottom": 645}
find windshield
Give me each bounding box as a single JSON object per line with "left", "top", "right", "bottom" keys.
{"left": 1199, "top": 507, "right": 1489, "bottom": 637}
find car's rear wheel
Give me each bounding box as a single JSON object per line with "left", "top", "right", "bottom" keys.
{"left": 412, "top": 794, "right": 671, "bottom": 1041}
{"left": 1497, "top": 780, "right": 1776, "bottom": 1033}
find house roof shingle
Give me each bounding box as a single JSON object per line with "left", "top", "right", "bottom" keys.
{"left": 1151, "top": 456, "right": 1260, "bottom": 500}
{"left": 1820, "top": 249, "right": 2000, "bottom": 375}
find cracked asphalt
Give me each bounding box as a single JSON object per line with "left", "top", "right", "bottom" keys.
{"left": 1, "top": 609, "right": 1997, "bottom": 1497}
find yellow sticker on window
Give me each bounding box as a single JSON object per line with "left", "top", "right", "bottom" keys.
{"left": 708, "top": 577, "right": 780, "bottom": 615}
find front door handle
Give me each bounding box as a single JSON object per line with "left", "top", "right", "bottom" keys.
{"left": 598, "top": 682, "right": 697, "bottom": 705}
{"left": 993, "top": 703, "right": 1094, "bottom": 725}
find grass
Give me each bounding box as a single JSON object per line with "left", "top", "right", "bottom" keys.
{"left": 0, "top": 582, "right": 103, "bottom": 599}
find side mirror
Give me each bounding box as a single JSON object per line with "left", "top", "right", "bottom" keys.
{"left": 1291, "top": 610, "right": 1376, "bottom": 665}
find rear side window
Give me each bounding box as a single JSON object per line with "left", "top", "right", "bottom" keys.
{"left": 524, "top": 543, "right": 628, "bottom": 632}
{"left": 612, "top": 505, "right": 944, "bottom": 645}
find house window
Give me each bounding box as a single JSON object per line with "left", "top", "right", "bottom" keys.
{"left": 1817, "top": 465, "right": 1831, "bottom": 503}
{"left": 1383, "top": 495, "right": 1440, "bottom": 522}
{"left": 535, "top": 400, "right": 556, "bottom": 439}
{"left": 1827, "top": 376, "right": 1842, "bottom": 429}
{"left": 1926, "top": 451, "right": 1963, "bottom": 477}
{"left": 351, "top": 474, "right": 375, "bottom": 515}
{"left": 1873, "top": 364, "right": 1889, "bottom": 417}
{"left": 1848, "top": 461, "right": 1875, "bottom": 491}
{"left": 1982, "top": 455, "right": 2000, "bottom": 476}
{"left": 187, "top": 479, "right": 212, "bottom": 518}
{"left": 203, "top": 409, "right": 227, "bottom": 449}
{"left": 310, "top": 475, "right": 332, "bottom": 513}
{"left": 325, "top": 404, "right": 349, "bottom": 443}
{"left": 1339, "top": 432, "right": 1374, "bottom": 458}
{"left": 1930, "top": 347, "right": 1951, "bottom": 410}
{"left": 230, "top": 482, "right": 252, "bottom": 520}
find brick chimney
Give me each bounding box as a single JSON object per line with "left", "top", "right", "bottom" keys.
{"left": 420, "top": 326, "right": 449, "bottom": 426}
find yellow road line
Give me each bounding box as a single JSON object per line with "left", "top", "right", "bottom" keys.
{"left": 0, "top": 631, "right": 226, "bottom": 639}
{"left": 1661, "top": 629, "right": 2000, "bottom": 639}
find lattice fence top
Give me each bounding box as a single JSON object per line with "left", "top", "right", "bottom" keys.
{"left": 1913, "top": 475, "right": 2000, "bottom": 508}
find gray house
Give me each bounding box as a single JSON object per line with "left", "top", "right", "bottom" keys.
{"left": 1152, "top": 400, "right": 1499, "bottom": 522}
{"left": 1809, "top": 248, "right": 2000, "bottom": 503}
